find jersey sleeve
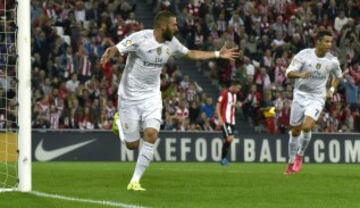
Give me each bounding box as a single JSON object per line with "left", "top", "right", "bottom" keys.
{"left": 115, "top": 32, "right": 141, "bottom": 54}
{"left": 218, "top": 90, "right": 227, "bottom": 103}
{"left": 218, "top": 90, "right": 228, "bottom": 110}
{"left": 332, "top": 57, "right": 343, "bottom": 79}
{"left": 170, "top": 37, "right": 189, "bottom": 58}
{"left": 217, "top": 91, "right": 227, "bottom": 119}
{"left": 285, "top": 51, "right": 305, "bottom": 77}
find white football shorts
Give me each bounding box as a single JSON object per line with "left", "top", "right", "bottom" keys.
{"left": 289, "top": 91, "right": 325, "bottom": 127}
{"left": 118, "top": 97, "right": 162, "bottom": 142}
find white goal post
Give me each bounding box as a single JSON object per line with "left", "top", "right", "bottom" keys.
{"left": 0, "top": 0, "right": 31, "bottom": 192}
{"left": 17, "top": 0, "right": 32, "bottom": 192}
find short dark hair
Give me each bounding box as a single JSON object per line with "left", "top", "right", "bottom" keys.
{"left": 154, "top": 11, "right": 176, "bottom": 28}
{"left": 317, "top": 30, "right": 333, "bottom": 41}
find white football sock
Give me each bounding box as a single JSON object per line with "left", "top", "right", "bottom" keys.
{"left": 297, "top": 130, "right": 312, "bottom": 156}
{"left": 288, "top": 132, "right": 302, "bottom": 164}
{"left": 130, "top": 141, "right": 154, "bottom": 183}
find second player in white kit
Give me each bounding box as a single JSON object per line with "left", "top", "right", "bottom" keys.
{"left": 284, "top": 30, "right": 343, "bottom": 175}
{"left": 288, "top": 48, "right": 342, "bottom": 126}
{"left": 101, "top": 11, "right": 239, "bottom": 191}
{"left": 115, "top": 29, "right": 189, "bottom": 142}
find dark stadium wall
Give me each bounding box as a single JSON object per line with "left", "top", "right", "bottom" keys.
{"left": 32, "top": 131, "right": 360, "bottom": 163}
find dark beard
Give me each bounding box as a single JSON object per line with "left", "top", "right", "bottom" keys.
{"left": 162, "top": 28, "right": 173, "bottom": 41}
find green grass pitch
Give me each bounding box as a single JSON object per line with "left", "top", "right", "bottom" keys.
{"left": 1, "top": 162, "right": 360, "bottom": 208}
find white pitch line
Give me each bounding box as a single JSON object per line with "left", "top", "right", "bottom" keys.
{"left": 155, "top": 167, "right": 280, "bottom": 175}
{"left": 30, "top": 191, "right": 148, "bottom": 208}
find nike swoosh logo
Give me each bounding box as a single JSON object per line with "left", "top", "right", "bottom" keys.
{"left": 35, "top": 139, "right": 97, "bottom": 161}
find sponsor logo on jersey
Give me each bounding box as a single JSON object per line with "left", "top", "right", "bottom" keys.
{"left": 143, "top": 61, "right": 163, "bottom": 67}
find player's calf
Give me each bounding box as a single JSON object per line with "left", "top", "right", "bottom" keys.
{"left": 143, "top": 128, "right": 158, "bottom": 144}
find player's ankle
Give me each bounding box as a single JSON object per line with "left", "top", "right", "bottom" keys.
{"left": 130, "top": 179, "right": 139, "bottom": 183}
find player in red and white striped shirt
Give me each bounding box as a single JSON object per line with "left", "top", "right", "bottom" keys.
{"left": 216, "top": 80, "right": 241, "bottom": 165}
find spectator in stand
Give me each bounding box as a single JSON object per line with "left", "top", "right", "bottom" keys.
{"left": 348, "top": 63, "right": 360, "bottom": 86}
{"left": 243, "top": 84, "right": 261, "bottom": 127}
{"left": 334, "top": 10, "right": 351, "bottom": 33}
{"left": 341, "top": 74, "right": 358, "bottom": 111}
{"left": 259, "top": 91, "right": 276, "bottom": 134}
{"left": 174, "top": 99, "right": 190, "bottom": 130}
{"left": 189, "top": 100, "right": 201, "bottom": 125}
{"left": 65, "top": 73, "right": 80, "bottom": 93}
{"left": 173, "top": 0, "right": 359, "bottom": 133}
{"left": 277, "top": 99, "right": 291, "bottom": 134}
{"left": 201, "top": 97, "right": 215, "bottom": 119}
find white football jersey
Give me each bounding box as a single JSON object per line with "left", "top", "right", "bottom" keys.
{"left": 115, "top": 29, "right": 189, "bottom": 101}
{"left": 286, "top": 48, "right": 342, "bottom": 99}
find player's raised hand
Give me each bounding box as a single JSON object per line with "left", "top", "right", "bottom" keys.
{"left": 326, "top": 90, "right": 334, "bottom": 98}
{"left": 219, "top": 42, "right": 240, "bottom": 61}
{"left": 326, "top": 86, "right": 336, "bottom": 98}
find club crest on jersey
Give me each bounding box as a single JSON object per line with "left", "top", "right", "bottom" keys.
{"left": 316, "top": 63, "right": 321, "bottom": 70}
{"left": 122, "top": 40, "right": 133, "bottom": 48}
{"left": 156, "top": 47, "right": 162, "bottom": 55}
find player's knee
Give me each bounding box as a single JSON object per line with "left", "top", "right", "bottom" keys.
{"left": 302, "top": 125, "right": 312, "bottom": 132}
{"left": 144, "top": 128, "right": 158, "bottom": 144}
{"left": 126, "top": 144, "right": 138, "bottom": 150}
{"left": 302, "top": 122, "right": 313, "bottom": 132}
{"left": 126, "top": 142, "right": 139, "bottom": 150}
{"left": 291, "top": 128, "right": 302, "bottom": 136}
{"left": 302, "top": 116, "right": 315, "bottom": 132}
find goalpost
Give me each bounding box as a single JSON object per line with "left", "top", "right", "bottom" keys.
{"left": 0, "top": 0, "right": 31, "bottom": 192}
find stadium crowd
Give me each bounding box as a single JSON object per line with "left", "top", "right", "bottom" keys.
{"left": 161, "top": 0, "right": 360, "bottom": 133}
{"left": 2, "top": 0, "right": 356, "bottom": 133}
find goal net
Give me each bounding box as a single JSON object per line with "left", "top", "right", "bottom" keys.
{"left": 0, "top": 0, "right": 31, "bottom": 192}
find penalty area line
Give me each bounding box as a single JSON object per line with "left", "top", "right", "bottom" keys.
{"left": 30, "top": 191, "right": 148, "bottom": 208}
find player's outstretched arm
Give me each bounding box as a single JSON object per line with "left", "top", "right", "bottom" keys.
{"left": 100, "top": 47, "right": 119, "bottom": 66}
{"left": 286, "top": 71, "right": 312, "bottom": 79}
{"left": 185, "top": 42, "right": 239, "bottom": 61}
